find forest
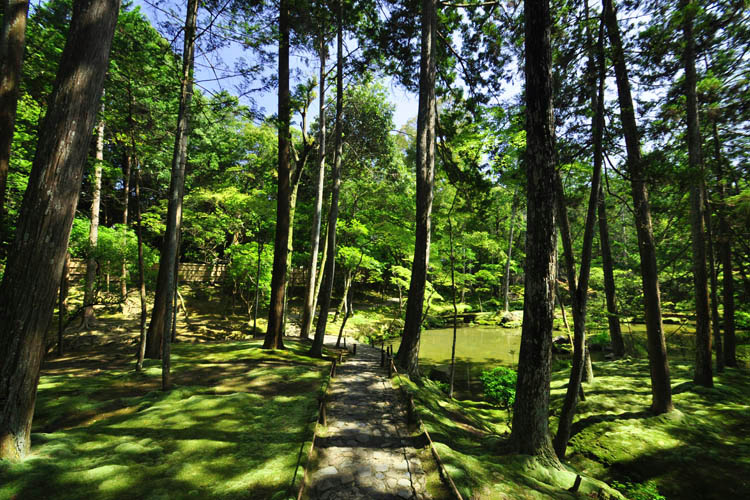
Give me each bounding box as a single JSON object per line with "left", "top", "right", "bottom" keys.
{"left": 0, "top": 0, "right": 748, "bottom": 498}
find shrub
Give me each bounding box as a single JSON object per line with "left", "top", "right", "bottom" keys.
{"left": 611, "top": 480, "right": 665, "bottom": 500}
{"left": 479, "top": 367, "right": 517, "bottom": 409}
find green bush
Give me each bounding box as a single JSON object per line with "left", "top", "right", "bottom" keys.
{"left": 588, "top": 330, "right": 610, "bottom": 347}
{"left": 479, "top": 367, "right": 517, "bottom": 409}
{"left": 611, "top": 480, "right": 665, "bottom": 500}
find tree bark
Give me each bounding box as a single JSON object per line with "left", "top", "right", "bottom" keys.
{"left": 135, "top": 163, "right": 147, "bottom": 372}
{"left": 598, "top": 182, "right": 625, "bottom": 357}
{"left": 703, "top": 186, "right": 723, "bottom": 373}
{"left": 603, "top": 0, "right": 673, "bottom": 414}
{"left": 0, "top": 0, "right": 29, "bottom": 219}
{"left": 301, "top": 40, "right": 327, "bottom": 339}
{"left": 309, "top": 0, "right": 344, "bottom": 358}
{"left": 120, "top": 154, "right": 131, "bottom": 308}
{"left": 396, "top": 0, "right": 437, "bottom": 377}
{"left": 157, "top": 0, "right": 198, "bottom": 389}
{"left": 682, "top": 0, "right": 712, "bottom": 387}
{"left": 0, "top": 0, "right": 120, "bottom": 460}
{"left": 503, "top": 187, "right": 519, "bottom": 313}
{"left": 510, "top": 0, "right": 560, "bottom": 467}
{"left": 82, "top": 116, "right": 105, "bottom": 329}
{"left": 264, "top": 0, "right": 291, "bottom": 350}
{"left": 711, "top": 121, "right": 736, "bottom": 367}
{"left": 57, "top": 253, "right": 70, "bottom": 357}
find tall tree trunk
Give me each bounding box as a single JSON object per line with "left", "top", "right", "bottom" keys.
{"left": 448, "top": 193, "right": 459, "bottom": 399}
{"left": 281, "top": 173, "right": 301, "bottom": 334}
{"left": 301, "top": 40, "right": 327, "bottom": 339}
{"left": 82, "top": 115, "right": 105, "bottom": 329}
{"left": 312, "top": 225, "right": 328, "bottom": 317}
{"left": 264, "top": 0, "right": 291, "bottom": 350}
{"left": 712, "top": 122, "right": 736, "bottom": 367}
{"left": 503, "top": 187, "right": 519, "bottom": 312}
{"left": 253, "top": 231, "right": 264, "bottom": 334}
{"left": 146, "top": 0, "right": 198, "bottom": 362}
{"left": 510, "top": 0, "right": 560, "bottom": 467}
{"left": 0, "top": 0, "right": 29, "bottom": 219}
{"left": 396, "top": 0, "right": 437, "bottom": 377}
{"left": 598, "top": 182, "right": 625, "bottom": 357}
{"left": 0, "top": 0, "right": 119, "bottom": 461}
{"left": 57, "top": 252, "right": 70, "bottom": 357}
{"left": 309, "top": 0, "right": 344, "bottom": 358}
{"left": 683, "top": 0, "right": 712, "bottom": 387}
{"left": 135, "top": 163, "right": 147, "bottom": 372}
{"left": 120, "top": 154, "right": 131, "bottom": 308}
{"left": 703, "top": 187, "right": 723, "bottom": 373}
{"left": 158, "top": 0, "right": 198, "bottom": 389}
{"left": 603, "top": 0, "right": 673, "bottom": 414}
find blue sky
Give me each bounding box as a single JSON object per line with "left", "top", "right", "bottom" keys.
{"left": 134, "top": 0, "right": 418, "bottom": 129}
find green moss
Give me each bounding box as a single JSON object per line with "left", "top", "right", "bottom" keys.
{"left": 0, "top": 340, "right": 330, "bottom": 500}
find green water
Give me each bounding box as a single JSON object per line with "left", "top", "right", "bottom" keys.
{"left": 386, "top": 326, "right": 522, "bottom": 399}
{"left": 387, "top": 322, "right": 748, "bottom": 399}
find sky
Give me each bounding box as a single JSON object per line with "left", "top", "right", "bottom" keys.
{"left": 134, "top": 0, "right": 419, "bottom": 130}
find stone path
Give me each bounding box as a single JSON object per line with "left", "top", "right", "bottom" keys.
{"left": 307, "top": 337, "right": 432, "bottom": 500}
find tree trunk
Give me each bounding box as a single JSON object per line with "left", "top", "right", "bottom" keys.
{"left": 120, "top": 154, "right": 131, "bottom": 308}
{"left": 448, "top": 194, "right": 459, "bottom": 399}
{"left": 309, "top": 0, "right": 344, "bottom": 358}
{"left": 598, "top": 182, "right": 625, "bottom": 357}
{"left": 264, "top": 0, "right": 291, "bottom": 350}
{"left": 396, "top": 0, "right": 437, "bottom": 378}
{"left": 82, "top": 116, "right": 105, "bottom": 329}
{"left": 253, "top": 232, "right": 263, "bottom": 334}
{"left": 334, "top": 272, "right": 352, "bottom": 322}
{"left": 312, "top": 225, "right": 328, "bottom": 317}
{"left": 57, "top": 253, "right": 70, "bottom": 357}
{"left": 712, "top": 121, "right": 736, "bottom": 367}
{"left": 510, "top": 0, "right": 560, "bottom": 467}
{"left": 603, "top": 0, "right": 673, "bottom": 414}
{"left": 682, "top": 0, "right": 712, "bottom": 387}
{"left": 0, "top": 0, "right": 30, "bottom": 219}
{"left": 703, "top": 186, "right": 723, "bottom": 373}
{"left": 0, "top": 0, "right": 120, "bottom": 461}
{"left": 503, "top": 187, "right": 519, "bottom": 312}
{"left": 300, "top": 37, "right": 327, "bottom": 339}
{"left": 158, "top": 0, "right": 198, "bottom": 389}
{"left": 135, "top": 163, "right": 147, "bottom": 372}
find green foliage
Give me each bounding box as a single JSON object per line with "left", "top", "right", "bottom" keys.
{"left": 479, "top": 367, "right": 517, "bottom": 409}
{"left": 68, "top": 218, "right": 159, "bottom": 287}
{"left": 225, "top": 242, "right": 273, "bottom": 310}
{"left": 611, "top": 480, "right": 666, "bottom": 500}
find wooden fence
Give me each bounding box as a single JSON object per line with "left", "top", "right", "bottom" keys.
{"left": 68, "top": 259, "right": 308, "bottom": 285}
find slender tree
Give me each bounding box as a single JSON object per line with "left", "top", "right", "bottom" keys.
{"left": 603, "top": 0, "right": 673, "bottom": 414}
{"left": 264, "top": 0, "right": 292, "bottom": 350}
{"left": 682, "top": 0, "right": 712, "bottom": 387}
{"left": 598, "top": 181, "right": 625, "bottom": 357}
{"left": 146, "top": 0, "right": 198, "bottom": 362}
{"left": 309, "top": 0, "right": 344, "bottom": 358}
{"left": 300, "top": 35, "right": 328, "bottom": 339}
{"left": 158, "top": 0, "right": 198, "bottom": 389}
{"left": 396, "top": 0, "right": 437, "bottom": 377}
{"left": 81, "top": 115, "right": 105, "bottom": 329}
{"left": 0, "top": 0, "right": 120, "bottom": 460}
{"left": 0, "top": 0, "right": 30, "bottom": 219}
{"left": 510, "top": 0, "right": 560, "bottom": 467}
{"left": 503, "top": 187, "right": 519, "bottom": 313}
{"left": 135, "top": 162, "right": 148, "bottom": 372}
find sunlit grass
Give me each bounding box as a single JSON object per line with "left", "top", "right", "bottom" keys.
{"left": 0, "top": 340, "right": 331, "bottom": 500}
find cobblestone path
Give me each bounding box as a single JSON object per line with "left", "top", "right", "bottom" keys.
{"left": 307, "top": 340, "right": 432, "bottom": 500}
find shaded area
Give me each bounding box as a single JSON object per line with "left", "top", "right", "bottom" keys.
{"left": 0, "top": 340, "right": 331, "bottom": 500}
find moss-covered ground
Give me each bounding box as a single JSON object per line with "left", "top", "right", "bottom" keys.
{"left": 394, "top": 359, "right": 750, "bottom": 499}
{"left": 0, "top": 339, "right": 333, "bottom": 500}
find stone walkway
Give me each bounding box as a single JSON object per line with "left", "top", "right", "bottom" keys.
{"left": 307, "top": 337, "right": 432, "bottom": 500}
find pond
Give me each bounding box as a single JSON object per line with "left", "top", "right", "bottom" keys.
{"left": 385, "top": 322, "right": 748, "bottom": 400}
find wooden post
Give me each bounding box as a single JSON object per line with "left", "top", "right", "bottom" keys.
{"left": 353, "top": 343, "right": 357, "bottom": 355}
{"left": 381, "top": 347, "right": 385, "bottom": 367}
{"left": 388, "top": 357, "right": 393, "bottom": 377}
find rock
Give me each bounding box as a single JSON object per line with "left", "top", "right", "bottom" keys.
{"left": 500, "top": 310, "right": 523, "bottom": 326}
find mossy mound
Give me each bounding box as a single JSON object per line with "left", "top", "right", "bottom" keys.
{"left": 392, "top": 376, "right": 623, "bottom": 499}
{"left": 0, "top": 340, "right": 332, "bottom": 500}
